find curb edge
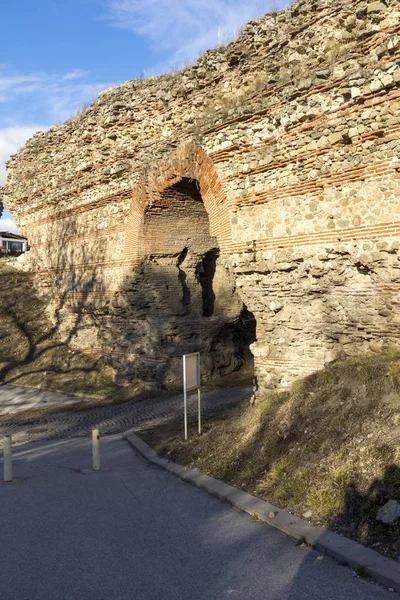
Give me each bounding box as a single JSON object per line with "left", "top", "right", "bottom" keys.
{"left": 124, "top": 429, "right": 400, "bottom": 594}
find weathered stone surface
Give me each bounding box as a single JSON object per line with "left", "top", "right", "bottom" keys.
{"left": 377, "top": 500, "right": 400, "bottom": 525}
{"left": 2, "top": 0, "right": 400, "bottom": 393}
{"left": 367, "top": 2, "right": 387, "bottom": 13}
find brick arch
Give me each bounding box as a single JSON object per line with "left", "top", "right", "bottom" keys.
{"left": 124, "top": 144, "right": 233, "bottom": 263}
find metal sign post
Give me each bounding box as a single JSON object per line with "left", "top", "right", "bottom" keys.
{"left": 197, "top": 387, "right": 201, "bottom": 436}
{"left": 183, "top": 352, "right": 201, "bottom": 441}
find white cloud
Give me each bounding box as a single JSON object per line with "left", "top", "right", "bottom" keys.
{"left": 0, "top": 67, "right": 113, "bottom": 124}
{"left": 0, "top": 73, "right": 42, "bottom": 94}
{"left": 63, "top": 69, "right": 88, "bottom": 81}
{"left": 106, "top": 0, "right": 288, "bottom": 68}
{"left": 0, "top": 125, "right": 45, "bottom": 186}
{"left": 0, "top": 217, "right": 21, "bottom": 235}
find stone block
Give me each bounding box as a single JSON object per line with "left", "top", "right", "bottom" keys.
{"left": 367, "top": 2, "right": 387, "bottom": 13}
{"left": 377, "top": 500, "right": 400, "bottom": 525}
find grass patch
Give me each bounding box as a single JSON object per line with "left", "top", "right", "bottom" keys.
{"left": 355, "top": 564, "right": 369, "bottom": 579}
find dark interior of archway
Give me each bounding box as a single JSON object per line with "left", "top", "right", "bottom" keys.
{"left": 234, "top": 306, "right": 257, "bottom": 376}
{"left": 124, "top": 177, "right": 256, "bottom": 390}
{"left": 196, "top": 248, "right": 218, "bottom": 317}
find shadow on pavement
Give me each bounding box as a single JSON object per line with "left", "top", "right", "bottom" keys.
{"left": 0, "top": 436, "right": 393, "bottom": 599}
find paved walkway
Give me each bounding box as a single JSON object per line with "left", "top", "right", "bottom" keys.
{"left": 0, "top": 384, "right": 85, "bottom": 417}
{"left": 0, "top": 384, "right": 251, "bottom": 444}
{"left": 0, "top": 435, "right": 393, "bottom": 600}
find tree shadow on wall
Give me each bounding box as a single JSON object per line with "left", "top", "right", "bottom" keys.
{"left": 0, "top": 220, "right": 115, "bottom": 395}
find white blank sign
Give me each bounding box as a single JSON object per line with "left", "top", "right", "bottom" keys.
{"left": 183, "top": 353, "right": 200, "bottom": 392}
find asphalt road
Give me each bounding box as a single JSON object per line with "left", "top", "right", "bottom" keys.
{"left": 0, "top": 435, "right": 393, "bottom": 600}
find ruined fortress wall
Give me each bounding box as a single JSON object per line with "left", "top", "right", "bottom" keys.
{"left": 3, "top": 0, "right": 400, "bottom": 392}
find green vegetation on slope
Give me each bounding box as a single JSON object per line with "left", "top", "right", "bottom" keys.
{"left": 143, "top": 354, "right": 400, "bottom": 558}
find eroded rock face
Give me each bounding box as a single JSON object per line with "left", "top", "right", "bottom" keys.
{"left": 3, "top": 0, "right": 400, "bottom": 392}
{"left": 377, "top": 500, "right": 400, "bottom": 525}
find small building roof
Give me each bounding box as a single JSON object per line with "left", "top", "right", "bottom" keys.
{"left": 0, "top": 231, "right": 27, "bottom": 241}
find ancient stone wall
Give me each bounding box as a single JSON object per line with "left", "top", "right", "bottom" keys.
{"left": 3, "top": 0, "right": 400, "bottom": 393}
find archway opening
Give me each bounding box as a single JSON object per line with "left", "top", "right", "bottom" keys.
{"left": 130, "top": 177, "right": 256, "bottom": 390}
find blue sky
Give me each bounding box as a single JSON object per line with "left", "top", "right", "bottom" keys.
{"left": 1, "top": 0, "right": 291, "bottom": 233}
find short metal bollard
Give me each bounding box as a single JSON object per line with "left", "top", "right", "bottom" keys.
{"left": 3, "top": 435, "right": 13, "bottom": 482}
{"left": 92, "top": 428, "right": 101, "bottom": 471}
